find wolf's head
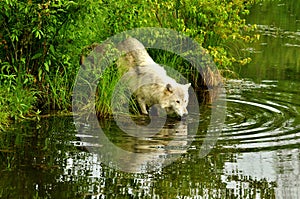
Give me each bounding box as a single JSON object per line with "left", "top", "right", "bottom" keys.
{"left": 160, "top": 83, "right": 191, "bottom": 117}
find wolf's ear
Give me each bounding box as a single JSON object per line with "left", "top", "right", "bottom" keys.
{"left": 185, "top": 83, "right": 191, "bottom": 88}
{"left": 183, "top": 83, "right": 191, "bottom": 91}
{"left": 165, "top": 83, "right": 173, "bottom": 93}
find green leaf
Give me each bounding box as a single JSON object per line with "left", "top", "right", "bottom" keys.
{"left": 49, "top": 45, "right": 55, "bottom": 54}
{"left": 44, "top": 62, "right": 49, "bottom": 72}
{"left": 38, "top": 68, "right": 43, "bottom": 81}
{"left": 31, "top": 53, "right": 42, "bottom": 60}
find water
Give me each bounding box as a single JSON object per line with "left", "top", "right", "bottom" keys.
{"left": 1, "top": 0, "right": 300, "bottom": 198}
{"left": 224, "top": 79, "right": 300, "bottom": 151}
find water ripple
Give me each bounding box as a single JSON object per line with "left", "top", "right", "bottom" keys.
{"left": 219, "top": 79, "right": 300, "bottom": 151}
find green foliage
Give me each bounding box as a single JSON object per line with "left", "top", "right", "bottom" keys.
{"left": 0, "top": 70, "right": 37, "bottom": 128}
{"left": 101, "top": 0, "right": 258, "bottom": 68}
{"left": 0, "top": 0, "right": 258, "bottom": 125}
{"left": 1, "top": 0, "right": 79, "bottom": 79}
{"left": 95, "top": 66, "right": 128, "bottom": 118}
{"left": 0, "top": 0, "right": 98, "bottom": 126}
{"left": 91, "top": 0, "right": 258, "bottom": 116}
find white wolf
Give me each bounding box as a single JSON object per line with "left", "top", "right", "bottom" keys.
{"left": 117, "top": 38, "right": 191, "bottom": 117}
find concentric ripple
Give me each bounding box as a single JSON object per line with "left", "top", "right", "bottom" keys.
{"left": 219, "top": 79, "right": 300, "bottom": 151}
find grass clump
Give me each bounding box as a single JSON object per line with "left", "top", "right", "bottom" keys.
{"left": 0, "top": 0, "right": 258, "bottom": 127}
{"left": 0, "top": 72, "right": 38, "bottom": 128}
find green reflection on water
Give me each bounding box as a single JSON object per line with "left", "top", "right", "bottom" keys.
{"left": 0, "top": 116, "right": 92, "bottom": 198}
{"left": 0, "top": 115, "right": 278, "bottom": 198}
{"left": 240, "top": 0, "right": 300, "bottom": 82}
{"left": 1, "top": 0, "right": 300, "bottom": 198}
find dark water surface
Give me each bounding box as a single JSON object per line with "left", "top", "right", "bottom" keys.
{"left": 1, "top": 0, "right": 300, "bottom": 198}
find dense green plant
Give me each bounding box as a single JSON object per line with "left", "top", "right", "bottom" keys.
{"left": 88, "top": 0, "right": 258, "bottom": 116}
{"left": 102, "top": 0, "right": 259, "bottom": 69}
{"left": 0, "top": 0, "right": 258, "bottom": 126}
{"left": 0, "top": 0, "right": 101, "bottom": 126}
{"left": 0, "top": 70, "right": 37, "bottom": 128}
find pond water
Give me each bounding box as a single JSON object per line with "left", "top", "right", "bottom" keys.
{"left": 1, "top": 0, "right": 300, "bottom": 198}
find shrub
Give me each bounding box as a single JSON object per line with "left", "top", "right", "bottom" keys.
{"left": 0, "top": 0, "right": 258, "bottom": 124}
{"left": 0, "top": 0, "right": 99, "bottom": 126}
{"left": 100, "top": 0, "right": 258, "bottom": 70}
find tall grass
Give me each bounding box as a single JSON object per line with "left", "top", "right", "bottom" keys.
{"left": 0, "top": 0, "right": 257, "bottom": 126}
{"left": 92, "top": 48, "right": 214, "bottom": 118}
{"left": 40, "top": 65, "right": 75, "bottom": 112}
{"left": 93, "top": 64, "right": 139, "bottom": 118}
{"left": 95, "top": 66, "right": 122, "bottom": 118}
{"left": 0, "top": 71, "right": 38, "bottom": 129}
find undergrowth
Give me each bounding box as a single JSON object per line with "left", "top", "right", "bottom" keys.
{"left": 0, "top": 0, "right": 258, "bottom": 129}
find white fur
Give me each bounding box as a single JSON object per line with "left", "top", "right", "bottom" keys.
{"left": 117, "top": 38, "right": 191, "bottom": 117}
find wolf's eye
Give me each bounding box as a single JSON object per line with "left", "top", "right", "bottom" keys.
{"left": 176, "top": 100, "right": 180, "bottom": 104}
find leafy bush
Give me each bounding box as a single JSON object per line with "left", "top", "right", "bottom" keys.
{"left": 0, "top": 0, "right": 258, "bottom": 125}
{"left": 0, "top": 0, "right": 98, "bottom": 126}
{"left": 101, "top": 0, "right": 258, "bottom": 69}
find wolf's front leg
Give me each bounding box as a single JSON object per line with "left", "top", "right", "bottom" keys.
{"left": 137, "top": 97, "right": 148, "bottom": 115}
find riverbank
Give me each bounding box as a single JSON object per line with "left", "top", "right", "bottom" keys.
{"left": 0, "top": 0, "right": 257, "bottom": 129}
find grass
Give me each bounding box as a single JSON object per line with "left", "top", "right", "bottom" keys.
{"left": 91, "top": 48, "right": 218, "bottom": 118}
{"left": 93, "top": 64, "right": 140, "bottom": 118}
{"left": 0, "top": 47, "right": 222, "bottom": 129}
{"left": 90, "top": 50, "right": 183, "bottom": 118}
{"left": 0, "top": 83, "right": 37, "bottom": 129}
{"left": 41, "top": 66, "right": 75, "bottom": 112}
{"left": 95, "top": 66, "right": 123, "bottom": 118}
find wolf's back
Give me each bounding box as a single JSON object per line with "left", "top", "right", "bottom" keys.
{"left": 116, "top": 38, "right": 155, "bottom": 69}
